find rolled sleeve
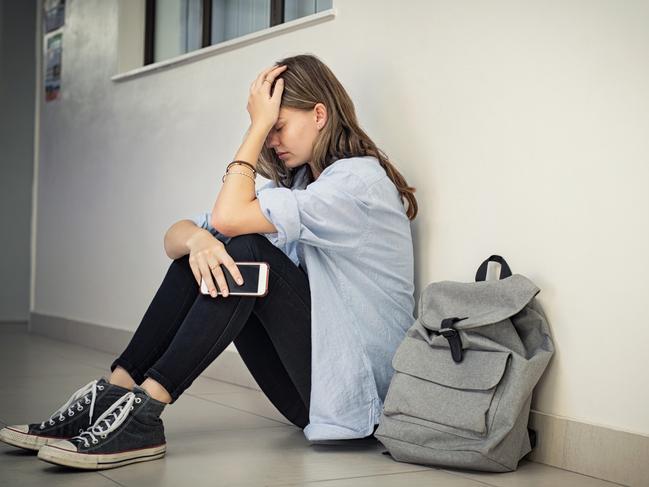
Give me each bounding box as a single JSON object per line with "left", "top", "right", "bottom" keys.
{"left": 256, "top": 175, "right": 369, "bottom": 252}
{"left": 256, "top": 188, "right": 301, "bottom": 248}
{"left": 189, "top": 211, "right": 232, "bottom": 245}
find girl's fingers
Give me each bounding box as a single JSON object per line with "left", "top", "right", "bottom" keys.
{"left": 265, "top": 65, "right": 287, "bottom": 84}
{"left": 251, "top": 66, "right": 273, "bottom": 91}
{"left": 188, "top": 260, "right": 202, "bottom": 287}
{"left": 253, "top": 65, "right": 287, "bottom": 92}
{"left": 217, "top": 249, "right": 244, "bottom": 285}
{"left": 257, "top": 65, "right": 280, "bottom": 84}
{"left": 211, "top": 264, "right": 229, "bottom": 297}
{"left": 204, "top": 253, "right": 228, "bottom": 296}
{"left": 250, "top": 68, "right": 268, "bottom": 92}
{"left": 206, "top": 255, "right": 229, "bottom": 297}
{"left": 262, "top": 67, "right": 287, "bottom": 95}
{"left": 251, "top": 67, "right": 272, "bottom": 91}
{"left": 198, "top": 259, "right": 219, "bottom": 298}
{"left": 270, "top": 78, "right": 284, "bottom": 100}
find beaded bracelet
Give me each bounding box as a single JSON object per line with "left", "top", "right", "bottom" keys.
{"left": 227, "top": 160, "right": 257, "bottom": 177}
{"left": 222, "top": 171, "right": 255, "bottom": 183}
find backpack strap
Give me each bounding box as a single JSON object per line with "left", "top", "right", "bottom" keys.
{"left": 475, "top": 255, "right": 513, "bottom": 281}
{"left": 437, "top": 317, "right": 468, "bottom": 363}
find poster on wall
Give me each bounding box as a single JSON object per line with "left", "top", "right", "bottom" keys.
{"left": 44, "top": 0, "right": 66, "bottom": 33}
{"left": 45, "top": 33, "right": 63, "bottom": 102}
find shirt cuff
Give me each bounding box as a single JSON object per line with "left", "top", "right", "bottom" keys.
{"left": 256, "top": 187, "right": 301, "bottom": 247}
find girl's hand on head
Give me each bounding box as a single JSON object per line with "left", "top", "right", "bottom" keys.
{"left": 186, "top": 230, "right": 245, "bottom": 298}
{"left": 247, "top": 64, "right": 287, "bottom": 132}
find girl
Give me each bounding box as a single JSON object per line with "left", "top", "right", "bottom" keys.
{"left": 0, "top": 53, "right": 418, "bottom": 470}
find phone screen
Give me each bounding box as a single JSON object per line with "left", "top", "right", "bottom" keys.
{"left": 218, "top": 263, "right": 261, "bottom": 293}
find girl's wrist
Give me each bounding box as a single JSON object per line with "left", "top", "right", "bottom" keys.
{"left": 186, "top": 227, "right": 212, "bottom": 250}
{"left": 234, "top": 125, "right": 267, "bottom": 167}
{"left": 249, "top": 122, "right": 272, "bottom": 137}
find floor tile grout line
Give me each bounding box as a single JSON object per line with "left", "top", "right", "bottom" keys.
{"left": 49, "top": 353, "right": 114, "bottom": 371}
{"left": 511, "top": 463, "right": 630, "bottom": 486}
{"left": 0, "top": 362, "right": 107, "bottom": 379}
{"left": 169, "top": 424, "right": 291, "bottom": 437}
{"left": 427, "top": 468, "right": 514, "bottom": 487}
{"left": 184, "top": 394, "right": 293, "bottom": 426}
{"left": 184, "top": 391, "right": 293, "bottom": 427}
{"left": 439, "top": 468, "right": 520, "bottom": 487}
{"left": 192, "top": 390, "right": 264, "bottom": 396}
{"left": 267, "top": 467, "right": 465, "bottom": 486}
{"left": 0, "top": 335, "right": 114, "bottom": 373}
{"left": 440, "top": 464, "right": 627, "bottom": 487}
{"left": 191, "top": 375, "right": 262, "bottom": 393}
{"left": 39, "top": 347, "right": 116, "bottom": 372}
{"left": 9, "top": 333, "right": 118, "bottom": 367}
{"left": 546, "top": 465, "right": 627, "bottom": 486}
{"left": 198, "top": 377, "right": 261, "bottom": 392}
{"left": 97, "top": 471, "right": 129, "bottom": 487}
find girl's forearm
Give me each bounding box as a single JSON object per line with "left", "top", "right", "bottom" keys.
{"left": 211, "top": 124, "right": 269, "bottom": 226}
{"left": 163, "top": 220, "right": 209, "bottom": 260}
{"left": 233, "top": 123, "right": 269, "bottom": 165}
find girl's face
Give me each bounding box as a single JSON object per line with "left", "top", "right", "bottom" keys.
{"left": 264, "top": 105, "right": 326, "bottom": 176}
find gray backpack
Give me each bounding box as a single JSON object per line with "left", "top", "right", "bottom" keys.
{"left": 374, "top": 255, "right": 554, "bottom": 472}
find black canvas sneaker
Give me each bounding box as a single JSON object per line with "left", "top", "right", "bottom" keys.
{"left": 0, "top": 378, "right": 131, "bottom": 451}
{"left": 37, "top": 385, "right": 166, "bottom": 470}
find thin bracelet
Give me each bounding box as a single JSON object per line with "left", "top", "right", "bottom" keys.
{"left": 226, "top": 165, "right": 256, "bottom": 179}
{"left": 222, "top": 171, "right": 255, "bottom": 183}
{"left": 227, "top": 160, "right": 257, "bottom": 176}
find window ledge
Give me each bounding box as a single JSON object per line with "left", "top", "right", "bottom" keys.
{"left": 111, "top": 8, "right": 337, "bottom": 83}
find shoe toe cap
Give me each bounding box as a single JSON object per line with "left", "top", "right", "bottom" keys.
{"left": 47, "top": 439, "right": 78, "bottom": 452}
{"left": 3, "top": 425, "right": 29, "bottom": 434}
{"left": 0, "top": 425, "right": 40, "bottom": 450}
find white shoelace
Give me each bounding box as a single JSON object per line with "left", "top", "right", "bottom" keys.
{"left": 72, "top": 392, "right": 141, "bottom": 448}
{"left": 40, "top": 379, "right": 105, "bottom": 430}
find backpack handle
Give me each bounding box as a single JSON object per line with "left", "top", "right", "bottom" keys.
{"left": 475, "top": 255, "right": 513, "bottom": 281}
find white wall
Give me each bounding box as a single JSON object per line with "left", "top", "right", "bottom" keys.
{"left": 34, "top": 0, "right": 649, "bottom": 436}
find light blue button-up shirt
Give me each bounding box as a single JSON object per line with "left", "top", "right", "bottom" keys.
{"left": 191, "top": 156, "right": 416, "bottom": 441}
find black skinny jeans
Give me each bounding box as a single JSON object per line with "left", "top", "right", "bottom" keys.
{"left": 110, "top": 233, "right": 312, "bottom": 429}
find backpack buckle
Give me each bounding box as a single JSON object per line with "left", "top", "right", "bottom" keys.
{"left": 437, "top": 317, "right": 468, "bottom": 363}
{"left": 438, "top": 327, "right": 457, "bottom": 338}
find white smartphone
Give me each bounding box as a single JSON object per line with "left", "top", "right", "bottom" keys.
{"left": 200, "top": 262, "right": 269, "bottom": 297}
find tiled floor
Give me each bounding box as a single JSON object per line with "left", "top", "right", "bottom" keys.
{"left": 0, "top": 323, "right": 622, "bottom": 486}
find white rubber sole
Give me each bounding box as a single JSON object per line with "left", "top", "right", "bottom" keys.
{"left": 37, "top": 441, "right": 167, "bottom": 470}
{"left": 0, "top": 425, "right": 67, "bottom": 451}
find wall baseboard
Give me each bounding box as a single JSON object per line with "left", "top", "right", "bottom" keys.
{"left": 29, "top": 312, "right": 646, "bottom": 486}
{"left": 527, "top": 411, "right": 647, "bottom": 487}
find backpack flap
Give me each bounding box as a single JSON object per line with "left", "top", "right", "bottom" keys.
{"left": 392, "top": 337, "right": 510, "bottom": 390}
{"left": 388, "top": 336, "right": 511, "bottom": 435}
{"left": 417, "top": 274, "right": 540, "bottom": 334}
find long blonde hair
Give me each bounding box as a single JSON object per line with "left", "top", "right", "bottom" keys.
{"left": 256, "top": 54, "right": 418, "bottom": 220}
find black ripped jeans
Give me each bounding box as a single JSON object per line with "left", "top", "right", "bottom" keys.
{"left": 110, "top": 233, "right": 312, "bottom": 429}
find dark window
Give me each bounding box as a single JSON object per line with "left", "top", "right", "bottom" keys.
{"left": 145, "top": 0, "right": 332, "bottom": 65}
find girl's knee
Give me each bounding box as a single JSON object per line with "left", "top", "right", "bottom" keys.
{"left": 172, "top": 254, "right": 190, "bottom": 266}
{"left": 224, "top": 234, "right": 264, "bottom": 260}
